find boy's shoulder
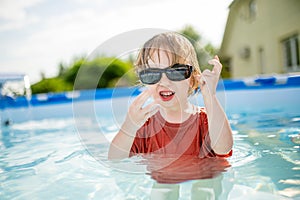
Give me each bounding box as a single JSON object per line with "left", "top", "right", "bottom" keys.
{"left": 189, "top": 105, "right": 206, "bottom": 115}
{"left": 197, "top": 106, "right": 206, "bottom": 113}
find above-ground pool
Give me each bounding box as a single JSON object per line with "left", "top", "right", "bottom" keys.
{"left": 1, "top": 75, "right": 300, "bottom": 199}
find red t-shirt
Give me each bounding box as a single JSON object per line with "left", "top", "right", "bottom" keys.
{"left": 130, "top": 108, "right": 232, "bottom": 158}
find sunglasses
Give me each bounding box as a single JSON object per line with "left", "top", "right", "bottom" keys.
{"left": 139, "top": 64, "right": 194, "bottom": 85}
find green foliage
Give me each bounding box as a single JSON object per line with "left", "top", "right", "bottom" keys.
{"left": 31, "top": 56, "right": 138, "bottom": 94}
{"left": 62, "top": 57, "right": 86, "bottom": 84}
{"left": 31, "top": 78, "right": 73, "bottom": 94}
{"left": 180, "top": 25, "right": 201, "bottom": 46}
{"left": 72, "top": 57, "right": 137, "bottom": 90}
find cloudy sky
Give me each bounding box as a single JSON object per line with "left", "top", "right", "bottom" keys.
{"left": 0, "top": 0, "right": 233, "bottom": 83}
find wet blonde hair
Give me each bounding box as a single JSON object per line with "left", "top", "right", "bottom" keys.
{"left": 135, "top": 32, "right": 201, "bottom": 95}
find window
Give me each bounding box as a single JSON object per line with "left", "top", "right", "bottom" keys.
{"left": 249, "top": 0, "right": 257, "bottom": 20}
{"left": 282, "top": 35, "right": 300, "bottom": 72}
{"left": 238, "top": 0, "right": 257, "bottom": 22}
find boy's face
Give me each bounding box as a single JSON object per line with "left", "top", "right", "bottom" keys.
{"left": 146, "top": 51, "right": 191, "bottom": 110}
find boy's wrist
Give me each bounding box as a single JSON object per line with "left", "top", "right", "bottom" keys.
{"left": 202, "top": 93, "right": 220, "bottom": 109}
{"left": 121, "top": 120, "right": 140, "bottom": 137}
{"left": 202, "top": 92, "right": 217, "bottom": 101}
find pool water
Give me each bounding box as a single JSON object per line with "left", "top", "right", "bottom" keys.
{"left": 1, "top": 87, "right": 300, "bottom": 199}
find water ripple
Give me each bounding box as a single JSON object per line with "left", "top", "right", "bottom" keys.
{"left": 3, "top": 152, "right": 55, "bottom": 172}
{"left": 55, "top": 150, "right": 87, "bottom": 163}
{"left": 228, "top": 142, "right": 261, "bottom": 167}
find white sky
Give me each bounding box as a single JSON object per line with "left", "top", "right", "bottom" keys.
{"left": 0, "top": 0, "right": 233, "bottom": 83}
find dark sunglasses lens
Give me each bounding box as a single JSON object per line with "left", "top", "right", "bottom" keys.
{"left": 166, "top": 65, "right": 192, "bottom": 81}
{"left": 139, "top": 70, "right": 161, "bottom": 84}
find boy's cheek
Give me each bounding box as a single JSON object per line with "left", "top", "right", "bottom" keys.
{"left": 146, "top": 86, "right": 160, "bottom": 102}
{"left": 146, "top": 86, "right": 156, "bottom": 97}
{"left": 146, "top": 85, "right": 156, "bottom": 92}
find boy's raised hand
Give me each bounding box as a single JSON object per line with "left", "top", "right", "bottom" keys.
{"left": 197, "top": 55, "right": 222, "bottom": 96}
{"left": 122, "top": 89, "right": 159, "bottom": 136}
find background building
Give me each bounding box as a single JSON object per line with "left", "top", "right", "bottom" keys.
{"left": 219, "top": 0, "right": 300, "bottom": 78}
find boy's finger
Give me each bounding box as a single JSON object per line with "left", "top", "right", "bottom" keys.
{"left": 134, "top": 89, "right": 151, "bottom": 108}
{"left": 208, "top": 59, "right": 222, "bottom": 75}
{"left": 142, "top": 102, "right": 159, "bottom": 114}
{"left": 209, "top": 55, "right": 222, "bottom": 75}
{"left": 196, "top": 74, "right": 206, "bottom": 86}
{"left": 208, "top": 58, "right": 220, "bottom": 66}
{"left": 212, "top": 64, "right": 222, "bottom": 75}
{"left": 145, "top": 105, "right": 160, "bottom": 120}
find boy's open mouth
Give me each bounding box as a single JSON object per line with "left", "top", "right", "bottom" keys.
{"left": 159, "top": 91, "right": 175, "bottom": 101}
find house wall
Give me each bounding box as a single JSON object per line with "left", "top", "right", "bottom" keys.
{"left": 220, "top": 0, "right": 300, "bottom": 78}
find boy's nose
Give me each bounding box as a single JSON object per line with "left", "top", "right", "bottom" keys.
{"left": 159, "top": 73, "right": 171, "bottom": 84}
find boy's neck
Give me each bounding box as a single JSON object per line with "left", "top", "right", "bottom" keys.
{"left": 159, "top": 102, "right": 192, "bottom": 123}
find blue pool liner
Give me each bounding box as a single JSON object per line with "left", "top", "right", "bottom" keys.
{"left": 1, "top": 74, "right": 300, "bottom": 109}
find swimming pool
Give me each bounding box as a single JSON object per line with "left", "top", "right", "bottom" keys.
{"left": 1, "top": 75, "right": 300, "bottom": 199}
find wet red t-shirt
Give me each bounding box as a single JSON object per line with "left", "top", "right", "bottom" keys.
{"left": 130, "top": 108, "right": 232, "bottom": 158}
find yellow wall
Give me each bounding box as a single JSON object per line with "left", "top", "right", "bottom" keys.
{"left": 220, "top": 0, "right": 300, "bottom": 78}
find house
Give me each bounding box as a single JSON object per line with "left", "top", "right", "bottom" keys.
{"left": 219, "top": 0, "right": 300, "bottom": 78}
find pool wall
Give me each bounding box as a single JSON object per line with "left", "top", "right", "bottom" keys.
{"left": 1, "top": 75, "right": 300, "bottom": 124}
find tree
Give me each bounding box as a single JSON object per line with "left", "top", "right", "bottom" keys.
{"left": 31, "top": 78, "right": 73, "bottom": 94}
{"left": 31, "top": 56, "right": 138, "bottom": 94}
{"left": 180, "top": 25, "right": 201, "bottom": 47}
{"left": 62, "top": 57, "right": 86, "bottom": 84}
{"left": 71, "top": 57, "right": 137, "bottom": 90}
{"left": 179, "top": 25, "right": 231, "bottom": 78}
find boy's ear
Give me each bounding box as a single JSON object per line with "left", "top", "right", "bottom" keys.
{"left": 189, "top": 77, "right": 194, "bottom": 87}
{"left": 188, "top": 75, "right": 196, "bottom": 95}
{"left": 190, "top": 72, "right": 199, "bottom": 87}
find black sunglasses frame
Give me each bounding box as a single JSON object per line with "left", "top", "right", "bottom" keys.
{"left": 139, "top": 63, "right": 194, "bottom": 85}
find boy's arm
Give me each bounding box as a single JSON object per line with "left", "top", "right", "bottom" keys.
{"left": 108, "top": 90, "right": 159, "bottom": 160}
{"left": 108, "top": 121, "right": 139, "bottom": 160}
{"left": 198, "top": 55, "right": 233, "bottom": 155}
{"left": 202, "top": 94, "right": 233, "bottom": 155}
